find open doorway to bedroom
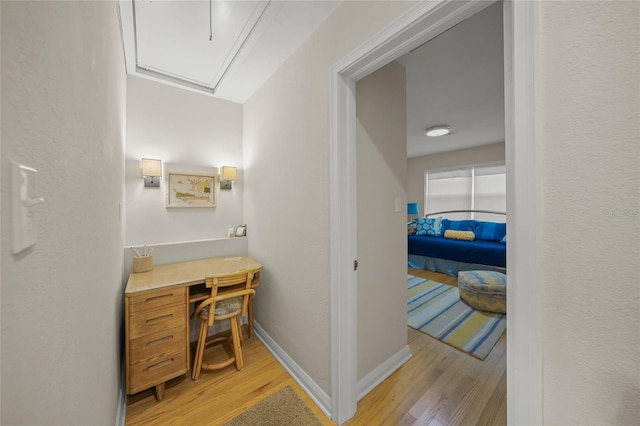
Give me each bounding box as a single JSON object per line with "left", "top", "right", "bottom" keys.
{"left": 352, "top": 2, "right": 507, "bottom": 424}
{"left": 331, "top": 0, "right": 541, "bottom": 423}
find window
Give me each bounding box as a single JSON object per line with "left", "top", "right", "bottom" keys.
{"left": 425, "top": 163, "right": 506, "bottom": 222}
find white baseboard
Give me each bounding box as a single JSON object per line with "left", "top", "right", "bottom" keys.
{"left": 253, "top": 322, "right": 332, "bottom": 419}
{"left": 115, "top": 388, "right": 126, "bottom": 426}
{"left": 357, "top": 345, "right": 412, "bottom": 401}
{"left": 115, "top": 353, "right": 127, "bottom": 426}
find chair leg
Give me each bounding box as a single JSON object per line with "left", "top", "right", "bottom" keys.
{"left": 247, "top": 298, "right": 254, "bottom": 338}
{"left": 230, "top": 316, "right": 244, "bottom": 370}
{"left": 191, "top": 319, "right": 209, "bottom": 380}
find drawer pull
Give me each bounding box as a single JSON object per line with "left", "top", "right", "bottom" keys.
{"left": 145, "top": 294, "right": 173, "bottom": 303}
{"left": 146, "top": 314, "right": 173, "bottom": 324}
{"left": 147, "top": 358, "right": 173, "bottom": 371}
{"left": 147, "top": 335, "right": 174, "bottom": 346}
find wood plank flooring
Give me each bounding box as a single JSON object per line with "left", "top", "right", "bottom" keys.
{"left": 126, "top": 268, "right": 505, "bottom": 425}
{"left": 125, "top": 330, "right": 334, "bottom": 426}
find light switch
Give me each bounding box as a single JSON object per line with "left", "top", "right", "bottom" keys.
{"left": 12, "top": 161, "right": 45, "bottom": 254}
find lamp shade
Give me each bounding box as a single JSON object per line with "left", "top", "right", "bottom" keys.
{"left": 141, "top": 158, "right": 162, "bottom": 177}
{"left": 220, "top": 166, "right": 237, "bottom": 181}
{"left": 407, "top": 203, "right": 419, "bottom": 215}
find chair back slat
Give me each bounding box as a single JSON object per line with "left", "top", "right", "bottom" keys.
{"left": 203, "top": 270, "right": 254, "bottom": 325}
{"left": 215, "top": 274, "right": 251, "bottom": 287}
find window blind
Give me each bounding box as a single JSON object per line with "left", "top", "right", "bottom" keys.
{"left": 425, "top": 163, "right": 506, "bottom": 222}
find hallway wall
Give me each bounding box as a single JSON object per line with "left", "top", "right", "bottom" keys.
{"left": 1, "top": 2, "right": 127, "bottom": 423}
{"left": 540, "top": 1, "right": 640, "bottom": 423}
{"left": 242, "top": 1, "right": 417, "bottom": 397}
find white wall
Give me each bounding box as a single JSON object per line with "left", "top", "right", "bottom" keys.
{"left": 243, "top": 1, "right": 415, "bottom": 396}
{"left": 1, "top": 1, "right": 126, "bottom": 424}
{"left": 540, "top": 2, "right": 640, "bottom": 424}
{"left": 126, "top": 75, "right": 243, "bottom": 246}
{"left": 407, "top": 142, "right": 505, "bottom": 216}
{"left": 356, "top": 61, "right": 408, "bottom": 380}
{"left": 244, "top": 2, "right": 639, "bottom": 423}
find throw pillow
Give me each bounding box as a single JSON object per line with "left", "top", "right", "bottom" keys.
{"left": 444, "top": 230, "right": 476, "bottom": 241}
{"left": 415, "top": 216, "right": 442, "bottom": 236}
{"left": 441, "top": 219, "right": 478, "bottom": 232}
{"left": 474, "top": 221, "right": 507, "bottom": 242}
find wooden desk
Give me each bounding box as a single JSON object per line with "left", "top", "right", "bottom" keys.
{"left": 124, "top": 256, "right": 262, "bottom": 400}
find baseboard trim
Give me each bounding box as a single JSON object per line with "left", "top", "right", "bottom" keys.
{"left": 115, "top": 352, "right": 127, "bottom": 426}
{"left": 253, "top": 322, "right": 332, "bottom": 419}
{"left": 357, "top": 345, "right": 412, "bottom": 401}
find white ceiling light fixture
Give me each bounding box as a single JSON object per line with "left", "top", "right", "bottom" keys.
{"left": 425, "top": 125, "right": 452, "bottom": 137}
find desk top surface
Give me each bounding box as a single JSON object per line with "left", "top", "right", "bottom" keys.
{"left": 125, "top": 256, "right": 262, "bottom": 294}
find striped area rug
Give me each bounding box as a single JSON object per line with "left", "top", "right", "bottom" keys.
{"left": 407, "top": 274, "right": 505, "bottom": 360}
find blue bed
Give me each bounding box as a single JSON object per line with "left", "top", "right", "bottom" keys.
{"left": 408, "top": 212, "right": 507, "bottom": 276}
{"left": 408, "top": 234, "right": 505, "bottom": 267}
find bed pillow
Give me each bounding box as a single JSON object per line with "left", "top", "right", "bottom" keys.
{"left": 474, "top": 221, "right": 507, "bottom": 242}
{"left": 441, "top": 219, "right": 478, "bottom": 232}
{"left": 444, "top": 230, "right": 476, "bottom": 241}
{"left": 415, "top": 217, "right": 442, "bottom": 236}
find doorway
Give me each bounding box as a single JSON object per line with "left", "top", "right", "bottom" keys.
{"left": 329, "top": 1, "right": 542, "bottom": 424}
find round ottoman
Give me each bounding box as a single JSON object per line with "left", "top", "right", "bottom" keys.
{"left": 458, "top": 270, "right": 506, "bottom": 314}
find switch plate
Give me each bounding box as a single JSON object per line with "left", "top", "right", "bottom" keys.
{"left": 394, "top": 198, "right": 402, "bottom": 213}
{"left": 12, "top": 161, "right": 45, "bottom": 254}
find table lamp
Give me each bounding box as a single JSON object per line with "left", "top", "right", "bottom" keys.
{"left": 407, "top": 202, "right": 419, "bottom": 224}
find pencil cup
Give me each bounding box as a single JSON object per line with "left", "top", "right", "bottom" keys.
{"left": 133, "top": 255, "right": 153, "bottom": 273}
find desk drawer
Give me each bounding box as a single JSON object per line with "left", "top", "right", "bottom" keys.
{"left": 130, "top": 326, "right": 186, "bottom": 364}
{"left": 129, "top": 350, "right": 187, "bottom": 394}
{"left": 128, "top": 288, "right": 186, "bottom": 314}
{"left": 129, "top": 305, "right": 186, "bottom": 339}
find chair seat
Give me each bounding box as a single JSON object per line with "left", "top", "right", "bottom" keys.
{"left": 197, "top": 297, "right": 243, "bottom": 320}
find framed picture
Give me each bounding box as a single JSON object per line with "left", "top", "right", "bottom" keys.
{"left": 235, "top": 225, "right": 246, "bottom": 237}
{"left": 167, "top": 172, "right": 216, "bottom": 208}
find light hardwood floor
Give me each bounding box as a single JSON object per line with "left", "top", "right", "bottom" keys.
{"left": 126, "top": 268, "right": 505, "bottom": 425}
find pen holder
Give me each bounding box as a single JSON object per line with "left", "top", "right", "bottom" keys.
{"left": 133, "top": 255, "right": 153, "bottom": 273}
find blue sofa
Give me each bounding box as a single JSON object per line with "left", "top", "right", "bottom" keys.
{"left": 408, "top": 218, "right": 506, "bottom": 276}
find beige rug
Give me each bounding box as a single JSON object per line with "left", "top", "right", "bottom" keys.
{"left": 223, "top": 385, "right": 322, "bottom": 426}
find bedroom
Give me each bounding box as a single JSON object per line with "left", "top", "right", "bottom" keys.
{"left": 354, "top": 2, "right": 507, "bottom": 423}
{"left": 402, "top": 1, "right": 506, "bottom": 275}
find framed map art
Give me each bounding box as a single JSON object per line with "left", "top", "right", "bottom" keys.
{"left": 167, "top": 172, "right": 216, "bottom": 208}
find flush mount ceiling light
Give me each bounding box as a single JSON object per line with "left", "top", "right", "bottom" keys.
{"left": 425, "top": 125, "right": 452, "bottom": 137}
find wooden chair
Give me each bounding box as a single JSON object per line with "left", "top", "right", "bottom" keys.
{"left": 191, "top": 271, "right": 255, "bottom": 380}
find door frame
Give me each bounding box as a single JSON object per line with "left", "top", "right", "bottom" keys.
{"left": 329, "top": 1, "right": 542, "bottom": 424}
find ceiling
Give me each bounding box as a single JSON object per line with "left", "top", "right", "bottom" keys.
{"left": 118, "top": 1, "right": 504, "bottom": 157}
{"left": 118, "top": 0, "right": 342, "bottom": 104}
{"left": 396, "top": 2, "right": 504, "bottom": 158}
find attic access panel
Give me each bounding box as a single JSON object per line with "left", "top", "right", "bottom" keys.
{"left": 134, "top": 0, "right": 268, "bottom": 92}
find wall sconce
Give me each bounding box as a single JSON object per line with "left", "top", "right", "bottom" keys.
{"left": 219, "top": 166, "right": 237, "bottom": 190}
{"left": 142, "top": 158, "right": 162, "bottom": 187}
